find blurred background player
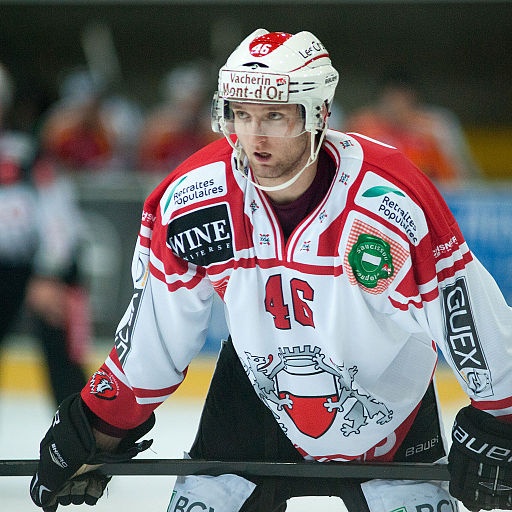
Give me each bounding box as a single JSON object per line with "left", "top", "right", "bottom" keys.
{"left": 137, "top": 61, "right": 218, "bottom": 178}
{"left": 0, "top": 63, "right": 36, "bottom": 354}
{"left": 344, "top": 69, "right": 481, "bottom": 185}
{"left": 0, "top": 62, "right": 88, "bottom": 406}
{"left": 39, "top": 68, "right": 143, "bottom": 177}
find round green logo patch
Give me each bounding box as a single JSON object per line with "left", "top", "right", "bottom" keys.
{"left": 348, "top": 234, "right": 394, "bottom": 288}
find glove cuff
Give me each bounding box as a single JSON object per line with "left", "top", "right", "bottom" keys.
{"left": 117, "top": 412, "right": 155, "bottom": 452}
{"left": 86, "top": 410, "right": 155, "bottom": 465}
{"left": 43, "top": 392, "right": 97, "bottom": 470}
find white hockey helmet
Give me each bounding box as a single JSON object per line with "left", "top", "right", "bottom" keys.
{"left": 212, "top": 29, "right": 338, "bottom": 136}
{"left": 211, "top": 29, "right": 339, "bottom": 191}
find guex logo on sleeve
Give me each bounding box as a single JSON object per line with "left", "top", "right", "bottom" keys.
{"left": 441, "top": 277, "right": 493, "bottom": 398}
{"left": 355, "top": 173, "right": 427, "bottom": 245}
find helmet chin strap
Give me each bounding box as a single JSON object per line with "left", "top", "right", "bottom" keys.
{"left": 222, "top": 127, "right": 327, "bottom": 193}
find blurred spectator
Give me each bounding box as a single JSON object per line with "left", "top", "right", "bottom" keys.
{"left": 344, "top": 70, "right": 481, "bottom": 185}
{"left": 39, "top": 68, "right": 143, "bottom": 175}
{"left": 137, "top": 61, "right": 218, "bottom": 176}
{"left": 0, "top": 62, "right": 88, "bottom": 405}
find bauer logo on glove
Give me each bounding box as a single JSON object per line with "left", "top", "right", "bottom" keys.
{"left": 453, "top": 420, "right": 512, "bottom": 464}
{"left": 448, "top": 405, "right": 512, "bottom": 511}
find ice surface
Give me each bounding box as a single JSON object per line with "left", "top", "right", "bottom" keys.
{"left": 0, "top": 390, "right": 486, "bottom": 511}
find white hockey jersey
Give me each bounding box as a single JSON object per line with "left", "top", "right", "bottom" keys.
{"left": 82, "top": 130, "right": 512, "bottom": 462}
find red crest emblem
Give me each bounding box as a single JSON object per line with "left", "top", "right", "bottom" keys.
{"left": 244, "top": 346, "right": 393, "bottom": 440}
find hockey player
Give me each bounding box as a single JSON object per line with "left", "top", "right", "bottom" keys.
{"left": 137, "top": 61, "right": 218, "bottom": 176}
{"left": 30, "top": 29, "right": 512, "bottom": 512}
{"left": 0, "top": 62, "right": 88, "bottom": 406}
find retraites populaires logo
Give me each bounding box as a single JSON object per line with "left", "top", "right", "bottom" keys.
{"left": 167, "top": 204, "right": 234, "bottom": 267}
{"left": 348, "top": 234, "right": 394, "bottom": 289}
{"left": 159, "top": 163, "right": 228, "bottom": 227}
{"left": 362, "top": 186, "right": 419, "bottom": 244}
{"left": 164, "top": 175, "right": 225, "bottom": 212}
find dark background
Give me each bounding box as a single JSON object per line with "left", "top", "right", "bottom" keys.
{"left": 1, "top": 1, "right": 510, "bottom": 125}
{"left": 1, "top": 1, "right": 511, "bottom": 339}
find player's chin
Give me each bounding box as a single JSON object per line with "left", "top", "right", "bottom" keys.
{"left": 248, "top": 159, "right": 273, "bottom": 175}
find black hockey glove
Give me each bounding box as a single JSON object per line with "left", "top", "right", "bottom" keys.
{"left": 30, "top": 392, "right": 155, "bottom": 511}
{"left": 448, "top": 405, "right": 512, "bottom": 511}
{"left": 32, "top": 471, "right": 112, "bottom": 512}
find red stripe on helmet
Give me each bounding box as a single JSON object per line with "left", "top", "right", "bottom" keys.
{"left": 289, "top": 53, "right": 330, "bottom": 72}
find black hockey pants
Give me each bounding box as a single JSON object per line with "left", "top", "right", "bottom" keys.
{"left": 189, "top": 338, "right": 445, "bottom": 511}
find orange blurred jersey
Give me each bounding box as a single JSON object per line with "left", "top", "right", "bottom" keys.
{"left": 346, "top": 110, "right": 459, "bottom": 183}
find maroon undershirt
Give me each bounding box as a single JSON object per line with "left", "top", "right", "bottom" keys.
{"left": 267, "top": 148, "right": 336, "bottom": 243}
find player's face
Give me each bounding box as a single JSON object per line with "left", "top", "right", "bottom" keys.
{"left": 231, "top": 102, "right": 311, "bottom": 187}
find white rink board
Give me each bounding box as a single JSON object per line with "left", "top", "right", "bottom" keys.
{"left": 0, "top": 392, "right": 490, "bottom": 512}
